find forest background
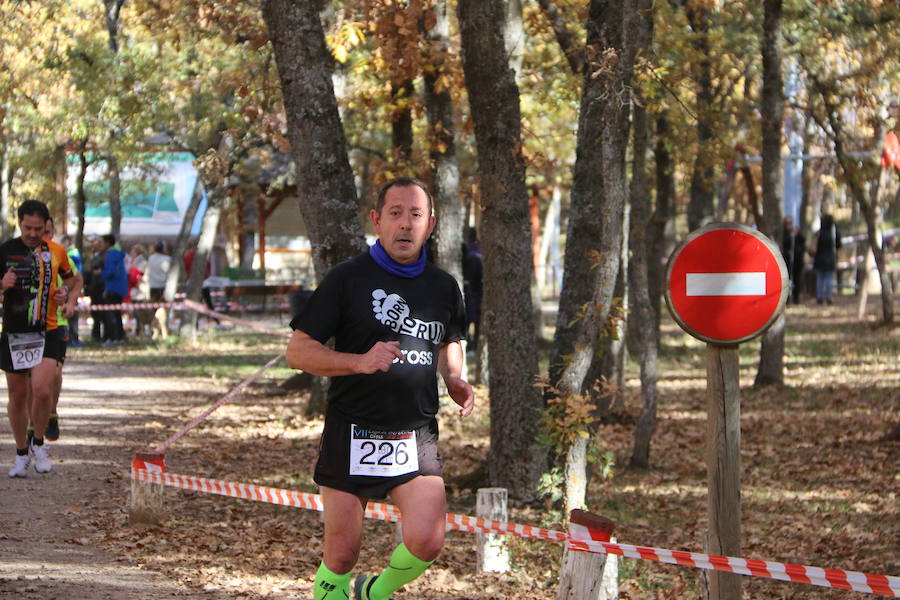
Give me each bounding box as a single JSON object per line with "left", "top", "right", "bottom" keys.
{"left": 1, "top": 0, "right": 898, "bottom": 589}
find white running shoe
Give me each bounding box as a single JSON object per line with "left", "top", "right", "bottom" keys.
{"left": 8, "top": 454, "right": 30, "bottom": 478}
{"left": 31, "top": 442, "right": 52, "bottom": 473}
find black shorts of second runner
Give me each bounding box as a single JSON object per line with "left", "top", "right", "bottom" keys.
{"left": 0, "top": 327, "right": 68, "bottom": 374}
{"left": 314, "top": 415, "right": 443, "bottom": 500}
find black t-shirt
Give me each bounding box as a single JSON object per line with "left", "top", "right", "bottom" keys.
{"left": 290, "top": 252, "right": 466, "bottom": 429}
{"left": 0, "top": 237, "right": 73, "bottom": 333}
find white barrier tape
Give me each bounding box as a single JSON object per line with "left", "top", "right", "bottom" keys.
{"left": 131, "top": 468, "right": 898, "bottom": 596}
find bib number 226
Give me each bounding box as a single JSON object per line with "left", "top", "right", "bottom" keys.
{"left": 349, "top": 425, "right": 419, "bottom": 477}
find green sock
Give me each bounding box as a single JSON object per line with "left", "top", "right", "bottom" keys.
{"left": 368, "top": 543, "right": 433, "bottom": 600}
{"left": 314, "top": 561, "right": 350, "bottom": 600}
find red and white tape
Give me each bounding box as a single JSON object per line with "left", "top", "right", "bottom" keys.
{"left": 182, "top": 299, "right": 290, "bottom": 338}
{"left": 153, "top": 353, "right": 285, "bottom": 454}
{"left": 78, "top": 301, "right": 181, "bottom": 311}
{"left": 131, "top": 467, "right": 899, "bottom": 596}
{"left": 572, "top": 538, "right": 898, "bottom": 597}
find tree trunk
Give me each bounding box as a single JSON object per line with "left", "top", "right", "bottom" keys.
{"left": 0, "top": 140, "right": 12, "bottom": 240}
{"left": 553, "top": 0, "right": 641, "bottom": 510}
{"left": 458, "top": 0, "right": 544, "bottom": 501}
{"left": 75, "top": 148, "right": 90, "bottom": 255}
{"left": 684, "top": 3, "right": 715, "bottom": 231}
{"left": 391, "top": 79, "right": 415, "bottom": 163}
{"left": 103, "top": 0, "right": 125, "bottom": 53}
{"left": 424, "top": 0, "right": 463, "bottom": 286}
{"left": 755, "top": 0, "right": 786, "bottom": 388}
{"left": 187, "top": 184, "right": 224, "bottom": 301}
{"left": 53, "top": 145, "right": 68, "bottom": 229}
{"left": 536, "top": 0, "right": 585, "bottom": 75}
{"left": 107, "top": 155, "right": 122, "bottom": 240}
{"left": 163, "top": 177, "right": 203, "bottom": 303}
{"left": 263, "top": 0, "right": 367, "bottom": 280}
{"left": 182, "top": 182, "right": 224, "bottom": 336}
{"left": 627, "top": 3, "right": 658, "bottom": 467}
{"left": 238, "top": 191, "right": 259, "bottom": 270}
{"left": 648, "top": 113, "right": 676, "bottom": 331}
{"left": 549, "top": 29, "right": 605, "bottom": 394}
{"left": 815, "top": 90, "right": 895, "bottom": 324}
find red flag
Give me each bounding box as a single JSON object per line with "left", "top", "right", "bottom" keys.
{"left": 882, "top": 131, "right": 900, "bottom": 169}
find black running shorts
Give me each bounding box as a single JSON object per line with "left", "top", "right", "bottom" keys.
{"left": 314, "top": 415, "right": 443, "bottom": 500}
{"left": 0, "top": 328, "right": 67, "bottom": 374}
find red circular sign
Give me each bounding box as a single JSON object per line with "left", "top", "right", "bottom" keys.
{"left": 664, "top": 223, "right": 788, "bottom": 345}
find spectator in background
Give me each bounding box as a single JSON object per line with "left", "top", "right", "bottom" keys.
{"left": 86, "top": 235, "right": 108, "bottom": 342}
{"left": 782, "top": 216, "right": 806, "bottom": 304}
{"left": 127, "top": 244, "right": 148, "bottom": 302}
{"left": 127, "top": 244, "right": 153, "bottom": 337}
{"left": 147, "top": 241, "right": 172, "bottom": 302}
{"left": 811, "top": 213, "right": 842, "bottom": 305}
{"left": 59, "top": 234, "right": 83, "bottom": 346}
{"left": 462, "top": 237, "right": 483, "bottom": 351}
{"left": 99, "top": 234, "right": 127, "bottom": 344}
{"left": 146, "top": 241, "right": 172, "bottom": 338}
{"left": 183, "top": 241, "right": 197, "bottom": 279}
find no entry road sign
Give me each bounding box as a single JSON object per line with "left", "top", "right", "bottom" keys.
{"left": 665, "top": 223, "right": 789, "bottom": 345}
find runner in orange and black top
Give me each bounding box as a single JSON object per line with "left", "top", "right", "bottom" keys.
{"left": 1, "top": 200, "right": 82, "bottom": 477}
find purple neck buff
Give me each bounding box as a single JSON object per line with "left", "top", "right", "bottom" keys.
{"left": 369, "top": 239, "right": 426, "bottom": 278}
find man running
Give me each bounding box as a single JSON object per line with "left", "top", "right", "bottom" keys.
{"left": 2, "top": 200, "right": 81, "bottom": 476}
{"left": 286, "top": 177, "right": 474, "bottom": 600}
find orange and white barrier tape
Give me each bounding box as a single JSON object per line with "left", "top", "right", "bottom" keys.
{"left": 130, "top": 467, "right": 899, "bottom": 596}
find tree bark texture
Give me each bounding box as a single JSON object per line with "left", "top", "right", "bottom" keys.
{"left": 106, "top": 155, "right": 122, "bottom": 240}
{"left": 554, "top": 0, "right": 639, "bottom": 401}
{"left": 74, "top": 148, "right": 90, "bottom": 254}
{"left": 648, "top": 113, "right": 676, "bottom": 332}
{"left": 627, "top": 2, "right": 659, "bottom": 467}
{"left": 536, "top": 0, "right": 585, "bottom": 76}
{"left": 458, "top": 0, "right": 544, "bottom": 501}
{"left": 164, "top": 177, "right": 203, "bottom": 303}
{"left": 551, "top": 0, "right": 640, "bottom": 511}
{"left": 549, "top": 8, "right": 606, "bottom": 392}
{"left": 424, "top": 0, "right": 464, "bottom": 286}
{"left": 684, "top": 3, "right": 716, "bottom": 231}
{"left": 755, "top": 0, "right": 786, "bottom": 387}
{"left": 263, "top": 0, "right": 367, "bottom": 280}
{"left": 391, "top": 79, "right": 415, "bottom": 163}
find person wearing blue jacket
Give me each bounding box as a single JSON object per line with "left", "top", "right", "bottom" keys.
{"left": 99, "top": 234, "right": 127, "bottom": 344}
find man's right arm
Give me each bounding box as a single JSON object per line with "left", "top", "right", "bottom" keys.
{"left": 286, "top": 330, "right": 402, "bottom": 376}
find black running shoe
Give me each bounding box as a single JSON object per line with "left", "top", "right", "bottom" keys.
{"left": 45, "top": 416, "right": 59, "bottom": 442}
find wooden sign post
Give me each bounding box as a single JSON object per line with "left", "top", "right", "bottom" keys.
{"left": 665, "top": 223, "right": 788, "bottom": 600}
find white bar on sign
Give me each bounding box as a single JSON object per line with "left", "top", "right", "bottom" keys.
{"left": 686, "top": 272, "right": 766, "bottom": 296}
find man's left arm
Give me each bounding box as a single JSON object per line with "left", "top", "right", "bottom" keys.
{"left": 60, "top": 271, "right": 84, "bottom": 319}
{"left": 438, "top": 340, "right": 474, "bottom": 417}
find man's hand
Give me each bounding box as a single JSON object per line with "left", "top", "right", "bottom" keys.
{"left": 445, "top": 376, "right": 474, "bottom": 417}
{"left": 358, "top": 341, "right": 403, "bottom": 374}
{"left": 62, "top": 302, "right": 76, "bottom": 319}
{"left": 53, "top": 286, "right": 68, "bottom": 304}
{"left": 1, "top": 267, "right": 16, "bottom": 292}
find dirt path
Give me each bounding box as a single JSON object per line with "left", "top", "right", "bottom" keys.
{"left": 0, "top": 356, "right": 231, "bottom": 599}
